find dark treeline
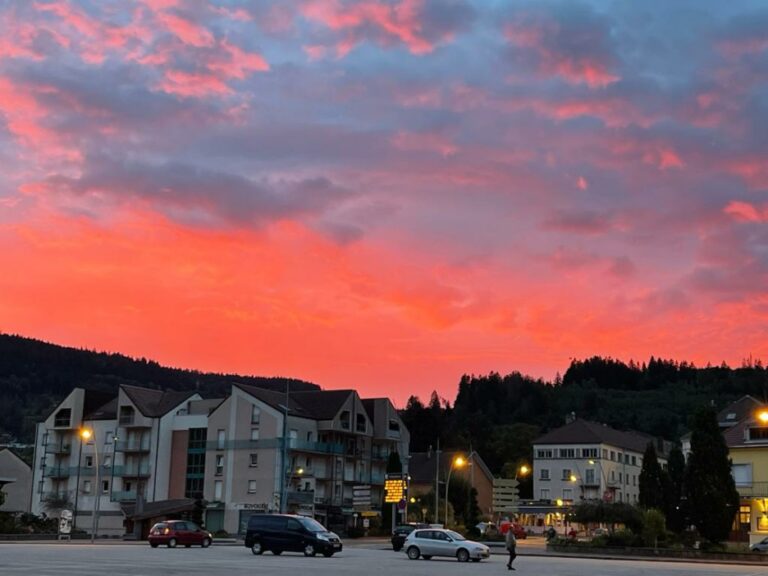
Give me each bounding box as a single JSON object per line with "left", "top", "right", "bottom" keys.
{"left": 401, "top": 356, "right": 768, "bottom": 479}
{"left": 0, "top": 334, "right": 318, "bottom": 442}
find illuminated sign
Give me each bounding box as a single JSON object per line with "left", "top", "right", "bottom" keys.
{"left": 384, "top": 479, "right": 405, "bottom": 503}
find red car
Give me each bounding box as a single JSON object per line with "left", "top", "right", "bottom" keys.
{"left": 500, "top": 521, "right": 527, "bottom": 539}
{"left": 148, "top": 520, "right": 213, "bottom": 548}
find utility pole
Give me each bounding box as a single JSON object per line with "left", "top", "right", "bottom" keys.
{"left": 279, "top": 381, "right": 290, "bottom": 513}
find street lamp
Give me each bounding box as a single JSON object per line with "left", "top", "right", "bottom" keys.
{"left": 80, "top": 428, "right": 99, "bottom": 544}
{"left": 444, "top": 456, "right": 466, "bottom": 526}
{"left": 757, "top": 410, "right": 768, "bottom": 424}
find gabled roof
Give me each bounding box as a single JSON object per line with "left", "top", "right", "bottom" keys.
{"left": 718, "top": 395, "right": 762, "bottom": 428}
{"left": 84, "top": 397, "right": 117, "bottom": 421}
{"left": 0, "top": 448, "right": 31, "bottom": 472}
{"left": 533, "top": 419, "right": 654, "bottom": 454}
{"left": 121, "top": 385, "right": 197, "bottom": 418}
{"left": 236, "top": 383, "right": 355, "bottom": 421}
{"left": 409, "top": 450, "right": 494, "bottom": 485}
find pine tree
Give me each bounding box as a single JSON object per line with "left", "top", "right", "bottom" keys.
{"left": 665, "top": 447, "right": 686, "bottom": 533}
{"left": 683, "top": 408, "right": 740, "bottom": 543}
{"left": 638, "top": 442, "right": 665, "bottom": 510}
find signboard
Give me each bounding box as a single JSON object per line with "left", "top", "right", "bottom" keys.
{"left": 353, "top": 484, "right": 372, "bottom": 510}
{"left": 384, "top": 478, "right": 406, "bottom": 504}
{"left": 492, "top": 478, "right": 519, "bottom": 513}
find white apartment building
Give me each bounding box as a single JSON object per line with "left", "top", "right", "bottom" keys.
{"left": 533, "top": 419, "right": 668, "bottom": 506}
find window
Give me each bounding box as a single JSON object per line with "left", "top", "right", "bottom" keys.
{"left": 251, "top": 405, "right": 261, "bottom": 425}
{"left": 356, "top": 414, "right": 367, "bottom": 433}
{"left": 217, "top": 429, "right": 226, "bottom": 450}
{"left": 631, "top": 456, "right": 637, "bottom": 466}
{"left": 102, "top": 480, "right": 109, "bottom": 494}
{"left": 187, "top": 452, "right": 205, "bottom": 475}
{"left": 563, "top": 489, "right": 573, "bottom": 501}
{"left": 289, "top": 429, "right": 297, "bottom": 448}
{"left": 214, "top": 480, "right": 223, "bottom": 500}
{"left": 189, "top": 428, "right": 207, "bottom": 450}
{"left": 732, "top": 464, "right": 752, "bottom": 486}
{"left": 536, "top": 449, "right": 553, "bottom": 459}
{"left": 250, "top": 428, "right": 259, "bottom": 442}
{"left": 307, "top": 431, "right": 313, "bottom": 442}
{"left": 610, "top": 451, "right": 616, "bottom": 461}
{"left": 340, "top": 411, "right": 351, "bottom": 430}
{"left": 585, "top": 469, "right": 596, "bottom": 485}
{"left": 749, "top": 427, "right": 768, "bottom": 441}
{"left": 305, "top": 457, "right": 312, "bottom": 470}
{"left": 42, "top": 432, "right": 49, "bottom": 446}
{"left": 250, "top": 453, "right": 258, "bottom": 467}
{"left": 610, "top": 470, "right": 616, "bottom": 482}
{"left": 540, "top": 468, "right": 550, "bottom": 480}
{"left": 105, "top": 431, "right": 114, "bottom": 444}
{"left": 619, "top": 473, "right": 622, "bottom": 483}
{"left": 540, "top": 488, "right": 550, "bottom": 500}
{"left": 125, "top": 481, "right": 133, "bottom": 492}
{"left": 118, "top": 406, "right": 135, "bottom": 426}
{"left": 185, "top": 477, "right": 204, "bottom": 498}
{"left": 602, "top": 449, "right": 608, "bottom": 459}
{"left": 562, "top": 469, "right": 572, "bottom": 481}
{"left": 215, "top": 455, "right": 224, "bottom": 475}
{"left": 560, "top": 448, "right": 575, "bottom": 459}
{"left": 85, "top": 456, "right": 94, "bottom": 468}
{"left": 388, "top": 420, "right": 400, "bottom": 433}
{"left": 248, "top": 480, "right": 257, "bottom": 493}
{"left": 54, "top": 408, "right": 72, "bottom": 427}
{"left": 103, "top": 455, "right": 112, "bottom": 468}
{"left": 739, "top": 505, "right": 751, "bottom": 526}
{"left": 304, "top": 481, "right": 311, "bottom": 491}
{"left": 83, "top": 480, "right": 92, "bottom": 494}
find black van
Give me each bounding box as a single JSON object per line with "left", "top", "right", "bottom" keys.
{"left": 245, "top": 514, "right": 343, "bottom": 557}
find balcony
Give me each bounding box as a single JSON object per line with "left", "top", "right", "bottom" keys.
{"left": 44, "top": 444, "right": 72, "bottom": 455}
{"left": 113, "top": 464, "right": 151, "bottom": 478}
{"left": 115, "top": 440, "right": 151, "bottom": 453}
{"left": 111, "top": 490, "right": 139, "bottom": 502}
{"left": 737, "top": 482, "right": 768, "bottom": 498}
{"left": 43, "top": 466, "right": 73, "bottom": 479}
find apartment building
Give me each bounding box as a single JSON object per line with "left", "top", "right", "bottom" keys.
{"left": 533, "top": 419, "right": 668, "bottom": 506}
{"left": 0, "top": 448, "right": 32, "bottom": 513}
{"left": 30, "top": 383, "right": 409, "bottom": 538}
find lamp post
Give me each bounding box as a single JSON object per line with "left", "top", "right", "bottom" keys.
{"left": 80, "top": 428, "right": 99, "bottom": 544}
{"left": 444, "top": 455, "right": 466, "bottom": 527}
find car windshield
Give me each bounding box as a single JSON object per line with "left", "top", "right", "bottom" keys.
{"left": 298, "top": 517, "right": 328, "bottom": 533}
{"left": 446, "top": 530, "right": 466, "bottom": 541}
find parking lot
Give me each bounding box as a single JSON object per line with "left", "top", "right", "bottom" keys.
{"left": 0, "top": 542, "right": 761, "bottom": 576}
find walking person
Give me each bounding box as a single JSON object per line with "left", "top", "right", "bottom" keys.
{"left": 505, "top": 526, "right": 517, "bottom": 570}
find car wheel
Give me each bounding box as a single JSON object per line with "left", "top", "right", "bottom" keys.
{"left": 422, "top": 555, "right": 432, "bottom": 560}
{"left": 201, "top": 538, "right": 211, "bottom": 548}
{"left": 457, "top": 548, "right": 470, "bottom": 562}
{"left": 168, "top": 538, "right": 177, "bottom": 548}
{"left": 251, "top": 542, "right": 264, "bottom": 555}
{"left": 272, "top": 549, "right": 282, "bottom": 555}
{"left": 304, "top": 543, "right": 316, "bottom": 557}
{"left": 407, "top": 546, "right": 420, "bottom": 560}
{"left": 150, "top": 543, "right": 158, "bottom": 548}
{"left": 322, "top": 551, "right": 334, "bottom": 558}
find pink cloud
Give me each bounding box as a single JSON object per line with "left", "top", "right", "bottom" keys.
{"left": 577, "top": 176, "right": 588, "bottom": 190}
{"left": 724, "top": 201, "right": 768, "bottom": 223}
{"left": 157, "top": 12, "right": 214, "bottom": 47}
{"left": 158, "top": 69, "right": 232, "bottom": 97}
{"left": 391, "top": 131, "right": 458, "bottom": 157}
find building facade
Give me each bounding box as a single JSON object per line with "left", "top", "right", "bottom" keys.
{"left": 30, "top": 383, "right": 409, "bottom": 538}
{"left": 0, "top": 448, "right": 33, "bottom": 513}
{"left": 533, "top": 419, "right": 669, "bottom": 507}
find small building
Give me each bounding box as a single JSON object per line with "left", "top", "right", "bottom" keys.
{"left": 0, "top": 448, "right": 32, "bottom": 513}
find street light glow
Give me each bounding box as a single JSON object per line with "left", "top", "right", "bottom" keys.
{"left": 296, "top": 467, "right": 304, "bottom": 475}
{"left": 80, "top": 429, "right": 92, "bottom": 440}
{"left": 570, "top": 474, "right": 577, "bottom": 482}
{"left": 758, "top": 410, "right": 768, "bottom": 424}
{"left": 519, "top": 465, "right": 530, "bottom": 476}
{"left": 454, "top": 456, "right": 466, "bottom": 468}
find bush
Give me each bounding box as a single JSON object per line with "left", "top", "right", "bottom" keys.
{"left": 605, "top": 529, "right": 642, "bottom": 547}
{"left": 642, "top": 509, "right": 666, "bottom": 548}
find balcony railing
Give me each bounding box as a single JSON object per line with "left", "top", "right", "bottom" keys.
{"left": 737, "top": 482, "right": 768, "bottom": 498}
{"left": 111, "top": 490, "right": 139, "bottom": 502}
{"left": 115, "top": 440, "right": 151, "bottom": 453}
{"left": 43, "top": 466, "right": 74, "bottom": 478}
{"left": 113, "top": 464, "right": 151, "bottom": 478}
{"left": 44, "top": 444, "right": 72, "bottom": 455}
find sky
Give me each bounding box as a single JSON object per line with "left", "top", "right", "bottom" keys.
{"left": 0, "top": 0, "right": 767, "bottom": 406}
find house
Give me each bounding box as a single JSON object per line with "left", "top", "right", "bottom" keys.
{"left": 532, "top": 418, "right": 669, "bottom": 507}
{"left": 682, "top": 396, "right": 762, "bottom": 457}
{"left": 0, "top": 448, "right": 32, "bottom": 513}
{"left": 724, "top": 405, "right": 768, "bottom": 544}
{"left": 408, "top": 449, "right": 495, "bottom": 523}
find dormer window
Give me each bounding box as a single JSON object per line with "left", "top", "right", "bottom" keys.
{"left": 388, "top": 420, "right": 401, "bottom": 434}
{"left": 119, "top": 406, "right": 135, "bottom": 426}
{"left": 726, "top": 412, "right": 736, "bottom": 421}
{"left": 748, "top": 427, "right": 768, "bottom": 441}
{"left": 54, "top": 408, "right": 71, "bottom": 427}
{"left": 340, "top": 411, "right": 350, "bottom": 430}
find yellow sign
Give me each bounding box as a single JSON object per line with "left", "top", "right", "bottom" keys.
{"left": 384, "top": 479, "right": 405, "bottom": 503}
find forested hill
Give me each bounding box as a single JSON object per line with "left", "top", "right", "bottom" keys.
{"left": 0, "top": 334, "right": 319, "bottom": 443}
{"left": 401, "top": 356, "right": 768, "bottom": 475}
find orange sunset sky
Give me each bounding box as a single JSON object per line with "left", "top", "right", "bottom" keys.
{"left": 1, "top": 0, "right": 767, "bottom": 405}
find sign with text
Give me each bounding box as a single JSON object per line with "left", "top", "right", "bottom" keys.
{"left": 353, "top": 484, "right": 372, "bottom": 510}
{"left": 384, "top": 476, "right": 406, "bottom": 504}
{"left": 492, "top": 478, "right": 519, "bottom": 513}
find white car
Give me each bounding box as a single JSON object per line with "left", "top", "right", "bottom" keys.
{"left": 403, "top": 528, "right": 491, "bottom": 562}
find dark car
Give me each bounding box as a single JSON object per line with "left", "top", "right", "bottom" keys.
{"left": 148, "top": 520, "right": 212, "bottom": 548}
{"left": 244, "top": 514, "right": 342, "bottom": 557}
{"left": 392, "top": 525, "right": 416, "bottom": 551}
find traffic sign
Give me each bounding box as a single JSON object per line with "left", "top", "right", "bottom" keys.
{"left": 492, "top": 478, "right": 520, "bottom": 513}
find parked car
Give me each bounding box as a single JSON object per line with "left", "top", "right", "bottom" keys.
{"left": 148, "top": 520, "right": 212, "bottom": 548}
{"left": 751, "top": 536, "right": 768, "bottom": 552}
{"left": 392, "top": 525, "right": 415, "bottom": 551}
{"left": 244, "top": 514, "right": 342, "bottom": 557}
{"left": 403, "top": 528, "right": 490, "bottom": 562}
{"left": 591, "top": 527, "right": 609, "bottom": 538}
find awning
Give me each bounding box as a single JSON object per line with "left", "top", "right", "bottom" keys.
{"left": 121, "top": 498, "right": 197, "bottom": 521}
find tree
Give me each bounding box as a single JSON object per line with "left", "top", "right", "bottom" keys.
{"left": 638, "top": 442, "right": 665, "bottom": 510}
{"left": 683, "top": 408, "right": 740, "bottom": 543}
{"left": 665, "top": 447, "right": 686, "bottom": 533}
{"left": 642, "top": 509, "right": 666, "bottom": 548}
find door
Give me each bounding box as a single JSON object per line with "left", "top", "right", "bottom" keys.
{"left": 415, "top": 530, "right": 436, "bottom": 555}
{"left": 432, "top": 531, "right": 455, "bottom": 557}
{"left": 285, "top": 518, "right": 305, "bottom": 551}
